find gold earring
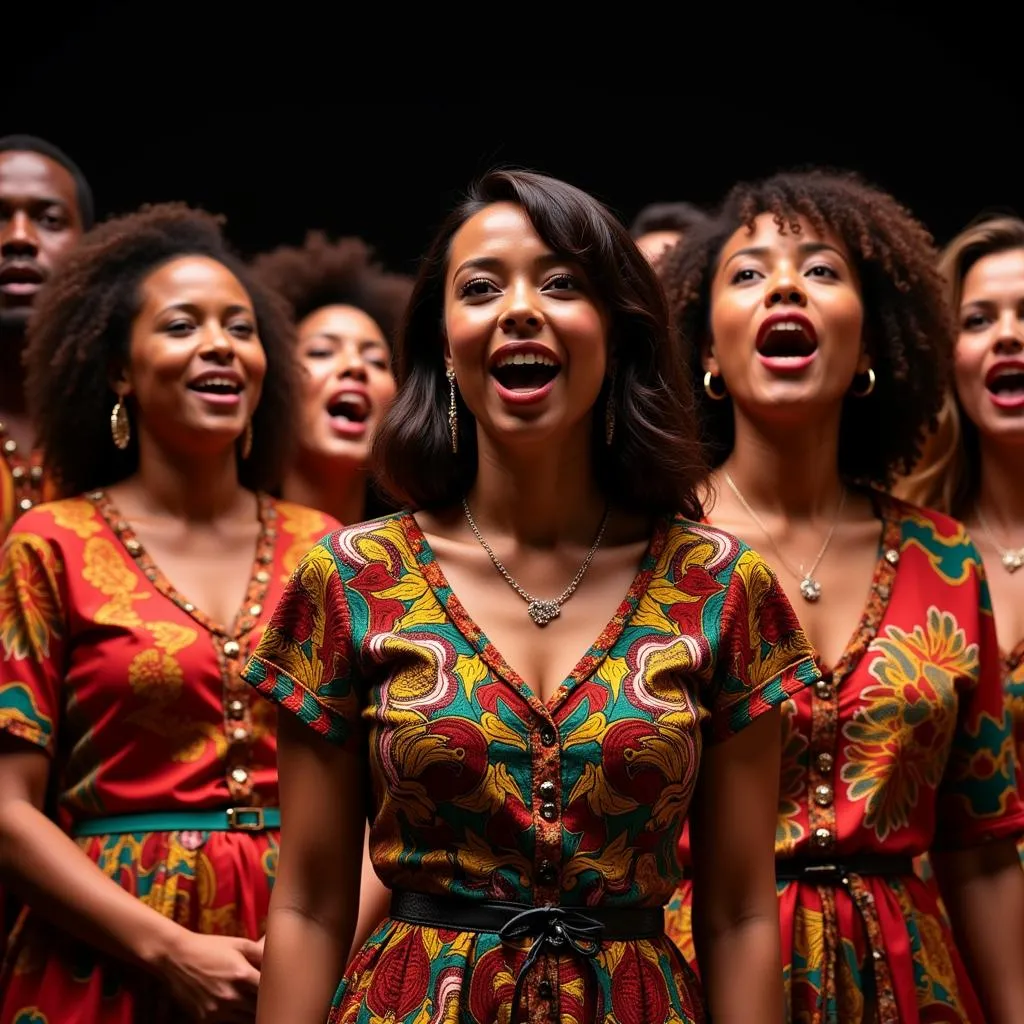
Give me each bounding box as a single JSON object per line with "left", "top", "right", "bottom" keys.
{"left": 447, "top": 368, "right": 458, "bottom": 454}
{"left": 110, "top": 398, "right": 131, "bottom": 450}
{"left": 703, "top": 370, "right": 728, "bottom": 401}
{"left": 605, "top": 376, "right": 616, "bottom": 446}
{"left": 240, "top": 420, "right": 253, "bottom": 460}
{"left": 851, "top": 367, "right": 876, "bottom": 398}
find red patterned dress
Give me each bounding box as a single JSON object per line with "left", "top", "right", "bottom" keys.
{"left": 0, "top": 492, "right": 338, "bottom": 1023}
{"left": 243, "top": 511, "right": 820, "bottom": 1024}
{"left": 0, "top": 440, "right": 52, "bottom": 545}
{"left": 665, "top": 494, "right": 1024, "bottom": 1023}
{"left": 1004, "top": 643, "right": 1024, "bottom": 863}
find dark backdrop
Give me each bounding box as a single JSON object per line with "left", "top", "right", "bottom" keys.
{"left": 4, "top": 12, "right": 1019, "bottom": 274}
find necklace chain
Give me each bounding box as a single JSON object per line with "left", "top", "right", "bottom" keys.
{"left": 975, "top": 505, "right": 1024, "bottom": 573}
{"left": 721, "top": 471, "right": 847, "bottom": 602}
{"left": 461, "top": 498, "right": 610, "bottom": 626}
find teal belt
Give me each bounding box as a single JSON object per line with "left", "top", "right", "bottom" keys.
{"left": 71, "top": 807, "right": 280, "bottom": 837}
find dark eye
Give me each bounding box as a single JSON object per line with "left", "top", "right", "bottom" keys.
{"left": 368, "top": 356, "right": 391, "bottom": 371}
{"left": 39, "top": 210, "right": 67, "bottom": 231}
{"left": 731, "top": 268, "right": 762, "bottom": 284}
{"left": 303, "top": 347, "right": 333, "bottom": 359}
{"left": 962, "top": 311, "right": 990, "bottom": 331}
{"left": 229, "top": 322, "right": 256, "bottom": 339}
{"left": 166, "top": 319, "right": 194, "bottom": 336}
{"left": 459, "top": 277, "right": 497, "bottom": 298}
{"left": 806, "top": 264, "right": 838, "bottom": 279}
{"left": 544, "top": 272, "right": 579, "bottom": 291}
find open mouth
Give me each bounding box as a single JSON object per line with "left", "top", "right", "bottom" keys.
{"left": 187, "top": 376, "right": 244, "bottom": 396}
{"left": 327, "top": 392, "right": 371, "bottom": 425}
{"left": 986, "top": 365, "right": 1024, "bottom": 401}
{"left": 489, "top": 349, "right": 561, "bottom": 393}
{"left": 756, "top": 319, "right": 818, "bottom": 359}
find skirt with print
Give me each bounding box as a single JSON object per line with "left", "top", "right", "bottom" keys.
{"left": 0, "top": 828, "right": 277, "bottom": 1024}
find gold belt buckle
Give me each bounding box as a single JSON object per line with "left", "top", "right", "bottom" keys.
{"left": 226, "top": 806, "right": 265, "bottom": 831}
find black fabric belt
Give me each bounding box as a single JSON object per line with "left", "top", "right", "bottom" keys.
{"left": 774, "top": 854, "right": 914, "bottom": 882}
{"left": 390, "top": 889, "right": 664, "bottom": 1022}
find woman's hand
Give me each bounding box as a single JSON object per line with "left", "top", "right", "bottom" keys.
{"left": 159, "top": 931, "right": 263, "bottom": 1022}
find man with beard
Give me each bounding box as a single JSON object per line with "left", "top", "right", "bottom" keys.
{"left": 0, "top": 134, "right": 93, "bottom": 539}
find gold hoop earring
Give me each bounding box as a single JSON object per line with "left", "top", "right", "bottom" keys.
{"left": 851, "top": 367, "right": 876, "bottom": 398}
{"left": 110, "top": 398, "right": 131, "bottom": 450}
{"left": 240, "top": 420, "right": 253, "bottom": 460}
{"left": 605, "top": 375, "right": 616, "bottom": 446}
{"left": 447, "top": 368, "right": 459, "bottom": 454}
{"left": 703, "top": 370, "right": 728, "bottom": 401}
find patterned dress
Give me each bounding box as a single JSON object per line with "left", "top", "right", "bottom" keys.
{"left": 1004, "top": 643, "right": 1024, "bottom": 864}
{"left": 664, "top": 494, "right": 1024, "bottom": 1023}
{"left": 243, "top": 511, "right": 820, "bottom": 1024}
{"left": 0, "top": 492, "right": 338, "bottom": 1023}
{"left": 0, "top": 444, "right": 52, "bottom": 545}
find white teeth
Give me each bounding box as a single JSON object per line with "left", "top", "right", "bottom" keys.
{"left": 495, "top": 351, "right": 558, "bottom": 369}
{"left": 773, "top": 322, "right": 802, "bottom": 331}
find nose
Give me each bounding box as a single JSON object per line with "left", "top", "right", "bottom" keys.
{"left": 336, "top": 342, "right": 369, "bottom": 382}
{"left": 764, "top": 266, "right": 807, "bottom": 309}
{"left": 200, "top": 324, "right": 238, "bottom": 363}
{"left": 0, "top": 211, "right": 41, "bottom": 257}
{"left": 499, "top": 280, "right": 545, "bottom": 337}
{"left": 993, "top": 310, "right": 1024, "bottom": 355}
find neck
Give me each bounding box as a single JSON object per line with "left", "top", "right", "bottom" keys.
{"left": 976, "top": 439, "right": 1024, "bottom": 528}
{"left": 468, "top": 423, "right": 605, "bottom": 545}
{"left": 128, "top": 433, "right": 248, "bottom": 521}
{"left": 0, "top": 323, "right": 27, "bottom": 417}
{"left": 282, "top": 455, "right": 367, "bottom": 525}
{"left": 720, "top": 407, "right": 845, "bottom": 519}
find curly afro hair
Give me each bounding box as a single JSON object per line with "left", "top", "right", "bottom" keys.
{"left": 250, "top": 232, "right": 413, "bottom": 344}
{"left": 25, "top": 202, "right": 298, "bottom": 497}
{"left": 658, "top": 169, "right": 953, "bottom": 488}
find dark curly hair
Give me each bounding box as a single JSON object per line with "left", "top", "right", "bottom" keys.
{"left": 658, "top": 169, "right": 953, "bottom": 488}
{"left": 629, "top": 201, "right": 709, "bottom": 239}
{"left": 372, "top": 168, "right": 706, "bottom": 519}
{"left": 250, "top": 232, "right": 413, "bottom": 344}
{"left": 25, "top": 203, "right": 298, "bottom": 497}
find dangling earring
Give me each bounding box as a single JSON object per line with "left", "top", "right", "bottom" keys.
{"left": 604, "top": 375, "right": 616, "bottom": 446}
{"left": 850, "top": 367, "right": 876, "bottom": 398}
{"left": 110, "top": 397, "right": 131, "bottom": 450}
{"left": 703, "top": 370, "right": 728, "bottom": 401}
{"left": 447, "top": 368, "right": 459, "bottom": 454}
{"left": 240, "top": 420, "right": 253, "bottom": 460}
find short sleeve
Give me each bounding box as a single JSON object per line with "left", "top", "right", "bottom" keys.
{"left": 934, "top": 565, "right": 1024, "bottom": 849}
{"left": 704, "top": 547, "right": 820, "bottom": 743}
{"left": 241, "top": 537, "right": 361, "bottom": 747}
{"left": 0, "top": 531, "right": 67, "bottom": 755}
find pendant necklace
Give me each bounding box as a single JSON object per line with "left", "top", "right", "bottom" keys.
{"left": 722, "top": 471, "right": 847, "bottom": 602}
{"left": 462, "top": 498, "right": 610, "bottom": 626}
{"left": 975, "top": 505, "right": 1024, "bottom": 573}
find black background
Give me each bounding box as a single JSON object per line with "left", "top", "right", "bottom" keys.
{"left": 4, "top": 10, "right": 1020, "bottom": 274}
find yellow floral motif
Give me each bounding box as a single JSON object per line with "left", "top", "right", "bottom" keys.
{"left": 0, "top": 533, "right": 63, "bottom": 660}
{"left": 149, "top": 621, "right": 198, "bottom": 656}
{"left": 128, "top": 649, "right": 184, "bottom": 701}
{"left": 278, "top": 502, "right": 331, "bottom": 579}
{"left": 83, "top": 537, "right": 150, "bottom": 628}
{"left": 776, "top": 699, "right": 808, "bottom": 854}
{"left": 841, "top": 607, "right": 974, "bottom": 841}
{"left": 45, "top": 498, "right": 103, "bottom": 540}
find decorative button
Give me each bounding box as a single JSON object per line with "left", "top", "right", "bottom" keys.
{"left": 223, "top": 640, "right": 241, "bottom": 657}
{"left": 18, "top": 498, "right": 33, "bottom": 512}
{"left": 259, "top": 553, "right": 273, "bottom": 565}
{"left": 10, "top": 466, "right": 24, "bottom": 481}
{"left": 538, "top": 780, "right": 556, "bottom": 800}
{"left": 231, "top": 727, "right": 248, "bottom": 742}
{"left": 29, "top": 465, "right": 43, "bottom": 482}
{"left": 125, "top": 539, "right": 141, "bottom": 555}
{"left": 872, "top": 949, "right": 883, "bottom": 961}
{"left": 814, "top": 680, "right": 833, "bottom": 700}
{"left": 3, "top": 440, "right": 16, "bottom": 454}
{"left": 815, "top": 752, "right": 834, "bottom": 773}
{"left": 877, "top": 584, "right": 891, "bottom": 599}
{"left": 248, "top": 604, "right": 262, "bottom": 617}
{"left": 230, "top": 767, "right": 248, "bottom": 784}
{"left": 885, "top": 548, "right": 900, "bottom": 565}
{"left": 540, "top": 724, "right": 556, "bottom": 746}
{"left": 255, "top": 570, "right": 270, "bottom": 584}
{"left": 537, "top": 860, "right": 558, "bottom": 886}
{"left": 228, "top": 699, "right": 246, "bottom": 719}
{"left": 540, "top": 802, "right": 557, "bottom": 821}
{"left": 183, "top": 602, "right": 195, "bottom": 613}
{"left": 537, "top": 980, "right": 553, "bottom": 999}
{"left": 812, "top": 827, "right": 832, "bottom": 848}
{"left": 814, "top": 784, "right": 834, "bottom": 807}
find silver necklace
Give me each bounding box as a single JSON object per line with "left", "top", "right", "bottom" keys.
{"left": 721, "top": 471, "right": 847, "bottom": 603}
{"left": 975, "top": 505, "right": 1024, "bottom": 573}
{"left": 461, "top": 499, "right": 610, "bottom": 626}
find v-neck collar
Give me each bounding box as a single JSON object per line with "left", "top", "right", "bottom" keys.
{"left": 402, "top": 511, "right": 672, "bottom": 717}
{"left": 88, "top": 489, "right": 277, "bottom": 638}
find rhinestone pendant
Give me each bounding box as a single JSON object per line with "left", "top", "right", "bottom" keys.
{"left": 1002, "top": 550, "right": 1024, "bottom": 573}
{"left": 799, "top": 575, "right": 823, "bottom": 602}
{"left": 528, "top": 599, "right": 561, "bottom": 626}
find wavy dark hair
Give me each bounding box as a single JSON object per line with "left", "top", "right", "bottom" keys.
{"left": 249, "top": 232, "right": 413, "bottom": 344}
{"left": 658, "top": 169, "right": 953, "bottom": 488}
{"left": 25, "top": 203, "right": 298, "bottom": 496}
{"left": 373, "top": 168, "right": 706, "bottom": 518}
{"left": 629, "top": 201, "right": 709, "bottom": 239}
